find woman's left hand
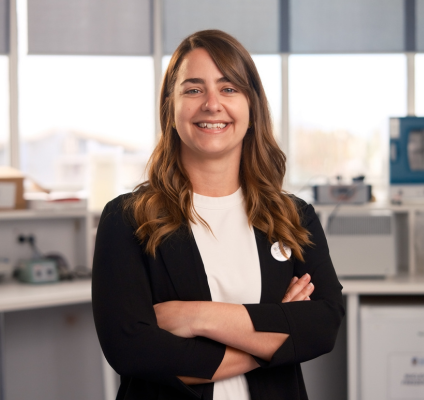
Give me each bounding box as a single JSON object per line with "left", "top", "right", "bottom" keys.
{"left": 282, "top": 274, "right": 314, "bottom": 303}
{"left": 154, "top": 301, "right": 198, "bottom": 338}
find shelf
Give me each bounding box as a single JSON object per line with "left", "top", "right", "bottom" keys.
{"left": 340, "top": 274, "right": 424, "bottom": 295}
{"left": 0, "top": 279, "right": 91, "bottom": 312}
{"left": 0, "top": 209, "right": 88, "bottom": 220}
{"left": 313, "top": 202, "right": 424, "bottom": 213}
{"left": 0, "top": 275, "right": 423, "bottom": 315}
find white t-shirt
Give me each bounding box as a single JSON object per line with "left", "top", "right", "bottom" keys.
{"left": 190, "top": 188, "right": 262, "bottom": 400}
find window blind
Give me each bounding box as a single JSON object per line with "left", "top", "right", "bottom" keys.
{"left": 290, "top": 0, "right": 404, "bottom": 53}
{"left": 24, "top": 0, "right": 424, "bottom": 56}
{"left": 417, "top": 0, "right": 424, "bottom": 51}
{"left": 163, "top": 0, "right": 280, "bottom": 55}
{"left": 0, "top": 0, "right": 8, "bottom": 54}
{"left": 27, "top": 0, "right": 152, "bottom": 55}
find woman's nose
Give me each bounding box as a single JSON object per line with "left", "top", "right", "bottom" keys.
{"left": 202, "top": 91, "right": 222, "bottom": 113}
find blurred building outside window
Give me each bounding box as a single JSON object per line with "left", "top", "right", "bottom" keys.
{"left": 18, "top": 55, "right": 154, "bottom": 190}
{"left": 288, "top": 54, "right": 407, "bottom": 199}
{"left": 0, "top": 56, "right": 9, "bottom": 165}
{"left": 251, "top": 55, "right": 282, "bottom": 142}
{"left": 416, "top": 54, "right": 424, "bottom": 117}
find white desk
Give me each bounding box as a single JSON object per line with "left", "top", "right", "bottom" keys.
{"left": 341, "top": 274, "right": 424, "bottom": 295}
{"left": 0, "top": 280, "right": 116, "bottom": 400}
{"left": 0, "top": 280, "right": 91, "bottom": 313}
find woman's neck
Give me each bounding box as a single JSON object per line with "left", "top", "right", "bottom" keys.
{"left": 181, "top": 149, "right": 241, "bottom": 197}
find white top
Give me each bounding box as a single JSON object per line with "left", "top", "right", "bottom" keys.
{"left": 191, "top": 188, "right": 261, "bottom": 400}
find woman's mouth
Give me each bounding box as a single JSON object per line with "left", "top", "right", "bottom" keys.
{"left": 196, "top": 122, "right": 228, "bottom": 129}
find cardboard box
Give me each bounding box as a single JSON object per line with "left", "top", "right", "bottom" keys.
{"left": 0, "top": 167, "right": 25, "bottom": 210}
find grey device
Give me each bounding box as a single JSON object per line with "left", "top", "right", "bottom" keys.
{"left": 325, "top": 211, "right": 396, "bottom": 278}
{"left": 313, "top": 183, "right": 372, "bottom": 204}
{"left": 17, "top": 259, "right": 59, "bottom": 284}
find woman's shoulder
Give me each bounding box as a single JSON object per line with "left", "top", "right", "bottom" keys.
{"left": 284, "top": 193, "right": 315, "bottom": 227}
{"left": 105, "top": 183, "right": 150, "bottom": 212}
{"left": 108, "top": 192, "right": 131, "bottom": 205}
{"left": 100, "top": 192, "right": 139, "bottom": 231}
{"left": 286, "top": 193, "right": 308, "bottom": 209}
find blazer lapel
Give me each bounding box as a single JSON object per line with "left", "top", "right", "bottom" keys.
{"left": 253, "top": 228, "right": 294, "bottom": 303}
{"left": 158, "top": 225, "right": 212, "bottom": 301}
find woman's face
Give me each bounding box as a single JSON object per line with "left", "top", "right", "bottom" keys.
{"left": 173, "top": 47, "right": 250, "bottom": 162}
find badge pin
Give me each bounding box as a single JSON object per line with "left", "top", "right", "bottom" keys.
{"left": 271, "top": 242, "right": 292, "bottom": 262}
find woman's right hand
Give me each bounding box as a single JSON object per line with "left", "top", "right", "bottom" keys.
{"left": 282, "top": 274, "right": 314, "bottom": 303}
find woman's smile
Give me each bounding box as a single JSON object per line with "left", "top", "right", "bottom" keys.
{"left": 194, "top": 121, "right": 231, "bottom": 134}
{"left": 195, "top": 121, "right": 228, "bottom": 130}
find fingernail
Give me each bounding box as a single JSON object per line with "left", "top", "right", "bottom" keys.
{"left": 309, "top": 282, "right": 314, "bottom": 287}
{"left": 292, "top": 277, "right": 299, "bottom": 282}
{"left": 302, "top": 274, "right": 310, "bottom": 281}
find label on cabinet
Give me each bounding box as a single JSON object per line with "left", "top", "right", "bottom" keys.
{"left": 389, "top": 352, "right": 424, "bottom": 399}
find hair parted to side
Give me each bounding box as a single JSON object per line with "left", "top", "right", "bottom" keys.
{"left": 125, "top": 29, "right": 311, "bottom": 260}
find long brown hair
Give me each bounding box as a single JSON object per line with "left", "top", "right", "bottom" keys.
{"left": 126, "top": 29, "right": 311, "bottom": 260}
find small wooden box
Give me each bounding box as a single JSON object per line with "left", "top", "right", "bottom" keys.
{"left": 0, "top": 167, "right": 25, "bottom": 210}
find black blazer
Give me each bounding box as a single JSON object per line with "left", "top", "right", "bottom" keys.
{"left": 92, "top": 194, "right": 344, "bottom": 400}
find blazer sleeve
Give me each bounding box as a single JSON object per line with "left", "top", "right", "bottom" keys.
{"left": 243, "top": 202, "right": 345, "bottom": 368}
{"left": 91, "top": 197, "right": 226, "bottom": 396}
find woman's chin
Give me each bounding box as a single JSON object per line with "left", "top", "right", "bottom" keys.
{"left": 193, "top": 144, "right": 242, "bottom": 161}
{"left": 181, "top": 139, "right": 241, "bottom": 161}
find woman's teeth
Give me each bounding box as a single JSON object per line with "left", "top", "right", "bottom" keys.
{"left": 197, "top": 122, "right": 227, "bottom": 129}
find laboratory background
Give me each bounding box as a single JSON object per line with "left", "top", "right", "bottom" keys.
{"left": 0, "top": 0, "right": 424, "bottom": 399}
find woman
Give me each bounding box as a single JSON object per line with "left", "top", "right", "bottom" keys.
{"left": 92, "top": 30, "right": 344, "bottom": 400}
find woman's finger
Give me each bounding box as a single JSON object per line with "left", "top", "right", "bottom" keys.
{"left": 286, "top": 276, "right": 299, "bottom": 292}
{"left": 282, "top": 274, "right": 310, "bottom": 303}
{"left": 290, "top": 282, "right": 314, "bottom": 302}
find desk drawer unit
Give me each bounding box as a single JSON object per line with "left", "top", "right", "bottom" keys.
{"left": 360, "top": 305, "right": 424, "bottom": 400}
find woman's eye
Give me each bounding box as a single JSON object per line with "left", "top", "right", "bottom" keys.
{"left": 186, "top": 89, "right": 200, "bottom": 94}
{"left": 223, "top": 87, "right": 236, "bottom": 93}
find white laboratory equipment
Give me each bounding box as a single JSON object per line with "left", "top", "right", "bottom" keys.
{"left": 326, "top": 211, "right": 397, "bottom": 278}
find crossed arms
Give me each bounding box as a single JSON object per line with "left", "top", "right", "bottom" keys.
{"left": 154, "top": 274, "right": 314, "bottom": 384}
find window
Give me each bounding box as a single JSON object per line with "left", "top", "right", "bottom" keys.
{"left": 416, "top": 54, "right": 424, "bottom": 116}
{"left": 0, "top": 56, "right": 8, "bottom": 165}
{"left": 289, "top": 54, "right": 406, "bottom": 189}
{"left": 19, "top": 55, "right": 154, "bottom": 191}
{"left": 18, "top": 0, "right": 155, "bottom": 196}
{"left": 251, "top": 55, "right": 282, "bottom": 140}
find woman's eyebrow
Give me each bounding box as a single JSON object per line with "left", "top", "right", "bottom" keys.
{"left": 180, "top": 77, "right": 231, "bottom": 85}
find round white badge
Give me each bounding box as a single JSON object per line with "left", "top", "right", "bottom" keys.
{"left": 271, "top": 242, "right": 292, "bottom": 262}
